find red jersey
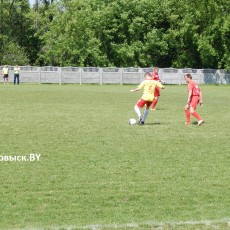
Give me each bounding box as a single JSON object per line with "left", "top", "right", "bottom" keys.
{"left": 187, "top": 80, "right": 201, "bottom": 96}
{"left": 151, "top": 71, "right": 160, "bottom": 81}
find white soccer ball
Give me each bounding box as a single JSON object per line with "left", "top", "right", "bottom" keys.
{"left": 129, "top": 118, "right": 137, "bottom": 125}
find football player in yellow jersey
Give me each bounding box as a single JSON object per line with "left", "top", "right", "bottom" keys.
{"left": 130, "top": 72, "right": 164, "bottom": 125}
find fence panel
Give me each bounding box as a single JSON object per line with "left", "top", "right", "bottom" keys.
{"left": 61, "top": 67, "right": 81, "bottom": 84}
{"left": 101, "top": 68, "right": 121, "bottom": 84}
{"left": 219, "top": 70, "right": 230, "bottom": 84}
{"left": 122, "top": 68, "right": 142, "bottom": 84}
{"left": 201, "top": 69, "right": 219, "bottom": 84}
{"left": 40, "top": 67, "right": 60, "bottom": 84}
{"left": 161, "top": 68, "right": 179, "bottom": 84}
{"left": 81, "top": 67, "right": 100, "bottom": 84}
{"left": 20, "top": 66, "right": 39, "bottom": 83}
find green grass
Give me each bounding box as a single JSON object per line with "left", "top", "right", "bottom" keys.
{"left": 0, "top": 84, "right": 230, "bottom": 230}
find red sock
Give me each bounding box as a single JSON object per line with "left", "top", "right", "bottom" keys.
{"left": 151, "top": 98, "right": 158, "bottom": 109}
{"left": 185, "top": 109, "right": 190, "bottom": 123}
{"left": 192, "top": 112, "right": 201, "bottom": 121}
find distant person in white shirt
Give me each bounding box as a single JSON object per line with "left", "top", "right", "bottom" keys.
{"left": 14, "top": 65, "right": 21, "bottom": 85}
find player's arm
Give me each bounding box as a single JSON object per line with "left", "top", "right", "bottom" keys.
{"left": 199, "top": 91, "right": 203, "bottom": 105}
{"left": 130, "top": 87, "right": 140, "bottom": 92}
{"left": 187, "top": 90, "right": 192, "bottom": 104}
{"left": 156, "top": 82, "right": 165, "bottom": 89}
{"left": 130, "top": 81, "right": 144, "bottom": 92}
{"left": 159, "top": 79, "right": 165, "bottom": 84}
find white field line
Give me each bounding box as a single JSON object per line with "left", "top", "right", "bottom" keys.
{"left": 25, "top": 218, "right": 230, "bottom": 230}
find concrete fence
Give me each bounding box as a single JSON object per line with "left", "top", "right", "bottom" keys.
{"left": 1, "top": 66, "right": 230, "bottom": 85}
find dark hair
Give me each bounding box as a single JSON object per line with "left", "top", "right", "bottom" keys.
{"left": 184, "top": 73, "right": 192, "bottom": 79}
{"left": 144, "top": 72, "right": 151, "bottom": 77}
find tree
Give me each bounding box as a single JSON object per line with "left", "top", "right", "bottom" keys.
{"left": 1, "top": 0, "right": 228, "bottom": 68}
{"left": 0, "top": 0, "right": 33, "bottom": 65}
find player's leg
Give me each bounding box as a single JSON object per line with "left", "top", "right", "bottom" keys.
{"left": 151, "top": 87, "right": 160, "bottom": 110}
{"left": 190, "top": 97, "right": 204, "bottom": 126}
{"left": 134, "top": 99, "right": 145, "bottom": 124}
{"left": 184, "top": 104, "right": 190, "bottom": 124}
{"left": 14, "top": 74, "right": 16, "bottom": 85}
{"left": 190, "top": 107, "right": 204, "bottom": 126}
{"left": 3, "top": 76, "right": 7, "bottom": 84}
{"left": 134, "top": 104, "right": 141, "bottom": 117}
{"left": 151, "top": 97, "right": 158, "bottom": 110}
{"left": 142, "top": 101, "right": 152, "bottom": 124}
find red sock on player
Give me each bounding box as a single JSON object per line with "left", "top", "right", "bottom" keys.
{"left": 185, "top": 109, "right": 190, "bottom": 123}
{"left": 151, "top": 98, "right": 158, "bottom": 109}
{"left": 191, "top": 111, "right": 201, "bottom": 121}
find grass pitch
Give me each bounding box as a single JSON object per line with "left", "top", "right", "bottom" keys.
{"left": 0, "top": 84, "right": 230, "bottom": 230}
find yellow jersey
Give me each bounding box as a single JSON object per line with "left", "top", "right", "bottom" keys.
{"left": 138, "top": 80, "right": 164, "bottom": 101}
{"left": 2, "top": 67, "right": 9, "bottom": 75}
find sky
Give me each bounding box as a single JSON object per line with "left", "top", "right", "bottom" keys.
{"left": 29, "top": 0, "right": 35, "bottom": 5}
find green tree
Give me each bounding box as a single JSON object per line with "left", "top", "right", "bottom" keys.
{"left": 1, "top": 39, "right": 29, "bottom": 65}
{"left": 0, "top": 0, "right": 34, "bottom": 65}
{"left": 14, "top": 0, "right": 229, "bottom": 68}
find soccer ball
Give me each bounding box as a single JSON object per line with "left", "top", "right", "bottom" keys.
{"left": 129, "top": 118, "right": 137, "bottom": 125}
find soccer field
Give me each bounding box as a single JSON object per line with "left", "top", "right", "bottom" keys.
{"left": 0, "top": 84, "right": 230, "bottom": 230}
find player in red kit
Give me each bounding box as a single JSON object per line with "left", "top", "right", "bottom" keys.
{"left": 184, "top": 74, "right": 204, "bottom": 126}
{"left": 151, "top": 67, "right": 165, "bottom": 110}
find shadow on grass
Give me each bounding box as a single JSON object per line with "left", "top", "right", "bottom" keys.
{"left": 190, "top": 121, "right": 206, "bottom": 126}
{"left": 150, "top": 107, "right": 165, "bottom": 111}
{"left": 192, "top": 121, "right": 198, "bottom": 125}
{"left": 144, "top": 122, "right": 167, "bottom": 125}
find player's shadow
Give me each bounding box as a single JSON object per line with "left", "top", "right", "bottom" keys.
{"left": 151, "top": 108, "right": 165, "bottom": 111}
{"left": 145, "top": 122, "right": 166, "bottom": 125}
{"left": 192, "top": 121, "right": 198, "bottom": 125}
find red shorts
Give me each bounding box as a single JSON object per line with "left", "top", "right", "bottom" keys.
{"left": 136, "top": 99, "right": 152, "bottom": 108}
{"left": 154, "top": 87, "right": 160, "bottom": 97}
{"left": 189, "top": 96, "right": 200, "bottom": 109}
